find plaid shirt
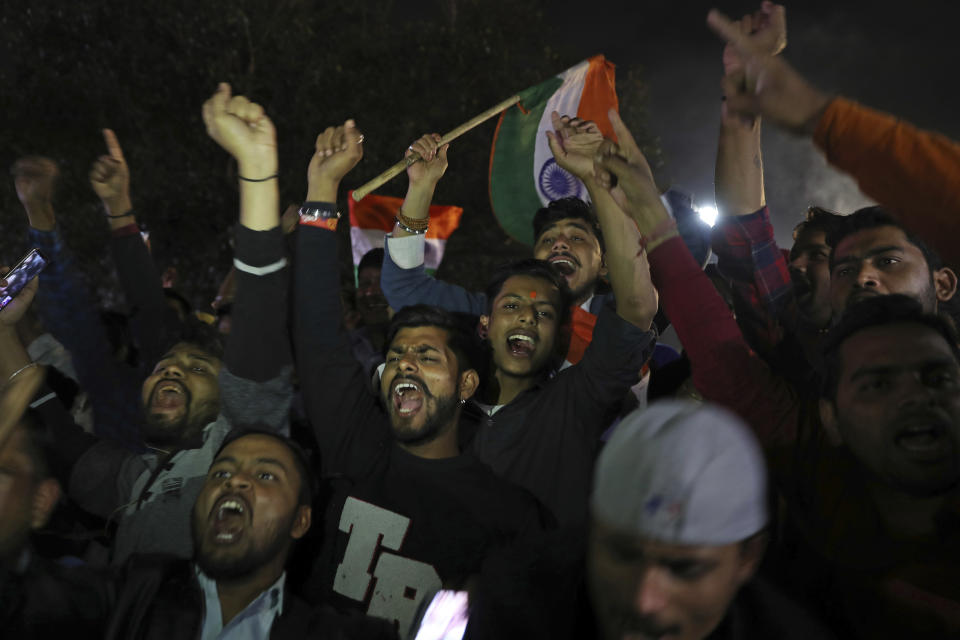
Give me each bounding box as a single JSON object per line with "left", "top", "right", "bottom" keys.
{"left": 710, "top": 207, "right": 793, "bottom": 358}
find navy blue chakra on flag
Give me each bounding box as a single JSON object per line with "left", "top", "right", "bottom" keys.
{"left": 537, "top": 158, "right": 586, "bottom": 201}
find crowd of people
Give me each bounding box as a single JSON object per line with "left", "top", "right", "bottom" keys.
{"left": 1, "top": 3, "right": 959, "bottom": 639}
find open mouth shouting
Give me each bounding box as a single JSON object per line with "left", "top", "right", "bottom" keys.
{"left": 392, "top": 377, "right": 427, "bottom": 418}
{"left": 209, "top": 494, "right": 250, "bottom": 545}
{"left": 548, "top": 253, "right": 579, "bottom": 277}
{"left": 894, "top": 417, "right": 953, "bottom": 461}
{"left": 507, "top": 329, "right": 538, "bottom": 358}
{"left": 151, "top": 379, "right": 189, "bottom": 412}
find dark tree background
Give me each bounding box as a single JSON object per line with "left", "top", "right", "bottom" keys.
{"left": 0, "top": 0, "right": 657, "bottom": 310}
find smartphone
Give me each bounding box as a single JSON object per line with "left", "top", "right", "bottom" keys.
{"left": 411, "top": 590, "right": 470, "bottom": 640}
{"left": 0, "top": 248, "right": 48, "bottom": 310}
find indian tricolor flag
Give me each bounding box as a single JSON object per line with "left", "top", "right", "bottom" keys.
{"left": 489, "top": 55, "right": 619, "bottom": 245}
{"left": 347, "top": 191, "right": 463, "bottom": 271}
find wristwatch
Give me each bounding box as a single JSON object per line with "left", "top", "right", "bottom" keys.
{"left": 298, "top": 202, "right": 340, "bottom": 223}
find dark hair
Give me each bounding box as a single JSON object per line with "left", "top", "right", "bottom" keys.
{"left": 215, "top": 429, "right": 317, "bottom": 508}
{"left": 826, "top": 206, "right": 943, "bottom": 272}
{"left": 384, "top": 304, "right": 482, "bottom": 374}
{"left": 358, "top": 247, "right": 385, "bottom": 274}
{"left": 484, "top": 258, "right": 573, "bottom": 329}
{"left": 793, "top": 206, "right": 842, "bottom": 243}
{"left": 161, "top": 317, "right": 225, "bottom": 362}
{"left": 821, "top": 294, "right": 960, "bottom": 401}
{"left": 163, "top": 288, "right": 194, "bottom": 319}
{"left": 532, "top": 197, "right": 604, "bottom": 253}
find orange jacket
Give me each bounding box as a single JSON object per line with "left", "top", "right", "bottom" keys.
{"left": 813, "top": 97, "right": 960, "bottom": 266}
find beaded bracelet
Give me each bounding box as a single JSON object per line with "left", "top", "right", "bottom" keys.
{"left": 396, "top": 208, "right": 429, "bottom": 232}
{"left": 395, "top": 217, "right": 427, "bottom": 235}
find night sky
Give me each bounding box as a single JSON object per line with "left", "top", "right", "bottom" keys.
{"left": 550, "top": 0, "right": 960, "bottom": 246}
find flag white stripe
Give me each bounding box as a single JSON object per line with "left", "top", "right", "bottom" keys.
{"left": 350, "top": 228, "right": 447, "bottom": 270}
{"left": 532, "top": 59, "right": 591, "bottom": 205}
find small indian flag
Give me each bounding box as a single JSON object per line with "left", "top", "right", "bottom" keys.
{"left": 347, "top": 191, "right": 463, "bottom": 270}
{"left": 489, "top": 55, "right": 619, "bottom": 245}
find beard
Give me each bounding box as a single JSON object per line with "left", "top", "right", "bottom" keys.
{"left": 142, "top": 386, "right": 219, "bottom": 447}
{"left": 388, "top": 379, "right": 460, "bottom": 447}
{"left": 192, "top": 508, "right": 294, "bottom": 581}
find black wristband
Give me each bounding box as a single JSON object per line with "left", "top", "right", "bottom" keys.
{"left": 238, "top": 174, "right": 279, "bottom": 182}
{"left": 106, "top": 209, "right": 135, "bottom": 219}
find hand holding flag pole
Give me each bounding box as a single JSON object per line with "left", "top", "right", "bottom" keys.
{"left": 351, "top": 93, "right": 521, "bottom": 201}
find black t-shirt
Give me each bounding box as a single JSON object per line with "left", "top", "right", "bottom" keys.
{"left": 294, "top": 224, "right": 551, "bottom": 633}
{"left": 304, "top": 444, "right": 549, "bottom": 632}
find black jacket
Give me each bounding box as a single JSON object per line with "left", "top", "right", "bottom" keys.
{"left": 2, "top": 553, "right": 397, "bottom": 640}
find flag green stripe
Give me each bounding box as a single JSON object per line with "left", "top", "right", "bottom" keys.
{"left": 490, "top": 76, "right": 564, "bottom": 245}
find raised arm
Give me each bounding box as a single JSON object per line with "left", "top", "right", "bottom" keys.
{"left": 546, "top": 112, "right": 657, "bottom": 330}
{"left": 89, "top": 128, "right": 177, "bottom": 369}
{"left": 200, "top": 83, "right": 293, "bottom": 431}
{"left": 294, "top": 121, "right": 391, "bottom": 474}
{"left": 593, "top": 110, "right": 802, "bottom": 447}
{"left": 0, "top": 272, "right": 46, "bottom": 458}
{"left": 380, "top": 134, "right": 487, "bottom": 315}
{"left": 707, "top": 6, "right": 960, "bottom": 268}
{"left": 711, "top": 2, "right": 794, "bottom": 354}
{"left": 13, "top": 157, "right": 143, "bottom": 450}
{"left": 714, "top": 2, "right": 786, "bottom": 217}
{"left": 0, "top": 267, "right": 121, "bottom": 506}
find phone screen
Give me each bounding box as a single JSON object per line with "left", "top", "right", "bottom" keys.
{"left": 412, "top": 590, "right": 470, "bottom": 640}
{"left": 0, "top": 248, "right": 48, "bottom": 310}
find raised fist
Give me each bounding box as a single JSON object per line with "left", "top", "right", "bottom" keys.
{"left": 306, "top": 120, "right": 364, "bottom": 201}
{"left": 405, "top": 133, "right": 449, "bottom": 188}
{"left": 201, "top": 83, "right": 278, "bottom": 176}
{"left": 12, "top": 156, "right": 59, "bottom": 208}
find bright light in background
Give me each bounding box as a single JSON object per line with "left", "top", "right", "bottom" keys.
{"left": 695, "top": 204, "right": 718, "bottom": 227}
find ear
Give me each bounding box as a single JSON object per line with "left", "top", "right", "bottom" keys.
{"left": 735, "top": 532, "right": 768, "bottom": 585}
{"left": 290, "top": 505, "right": 312, "bottom": 540}
{"left": 478, "top": 315, "right": 489, "bottom": 340}
{"left": 458, "top": 369, "right": 480, "bottom": 401}
{"left": 933, "top": 267, "right": 958, "bottom": 303}
{"left": 30, "top": 478, "right": 62, "bottom": 530}
{"left": 598, "top": 255, "right": 609, "bottom": 280}
{"left": 819, "top": 398, "right": 844, "bottom": 446}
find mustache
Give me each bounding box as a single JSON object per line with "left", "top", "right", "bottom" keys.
{"left": 148, "top": 379, "right": 192, "bottom": 406}
{"left": 388, "top": 373, "right": 434, "bottom": 398}
{"left": 551, "top": 251, "right": 581, "bottom": 265}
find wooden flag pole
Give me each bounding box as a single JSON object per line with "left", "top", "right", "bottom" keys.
{"left": 351, "top": 94, "right": 522, "bottom": 202}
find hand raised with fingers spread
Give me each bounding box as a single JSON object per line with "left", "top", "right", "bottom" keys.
{"left": 546, "top": 111, "right": 605, "bottom": 182}
{"left": 0, "top": 266, "right": 40, "bottom": 327}
{"left": 202, "top": 83, "right": 278, "bottom": 177}
{"left": 405, "top": 133, "right": 449, "bottom": 188}
{"left": 592, "top": 109, "right": 670, "bottom": 237}
{"left": 89, "top": 128, "right": 133, "bottom": 216}
{"left": 306, "top": 120, "right": 364, "bottom": 202}
{"left": 709, "top": 8, "right": 829, "bottom": 134}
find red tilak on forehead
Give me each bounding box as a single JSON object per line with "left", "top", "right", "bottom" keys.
{"left": 530, "top": 291, "right": 537, "bottom": 299}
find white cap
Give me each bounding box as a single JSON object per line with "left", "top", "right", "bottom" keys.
{"left": 592, "top": 400, "right": 768, "bottom": 545}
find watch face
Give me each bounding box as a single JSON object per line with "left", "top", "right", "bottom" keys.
{"left": 299, "top": 206, "right": 338, "bottom": 222}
